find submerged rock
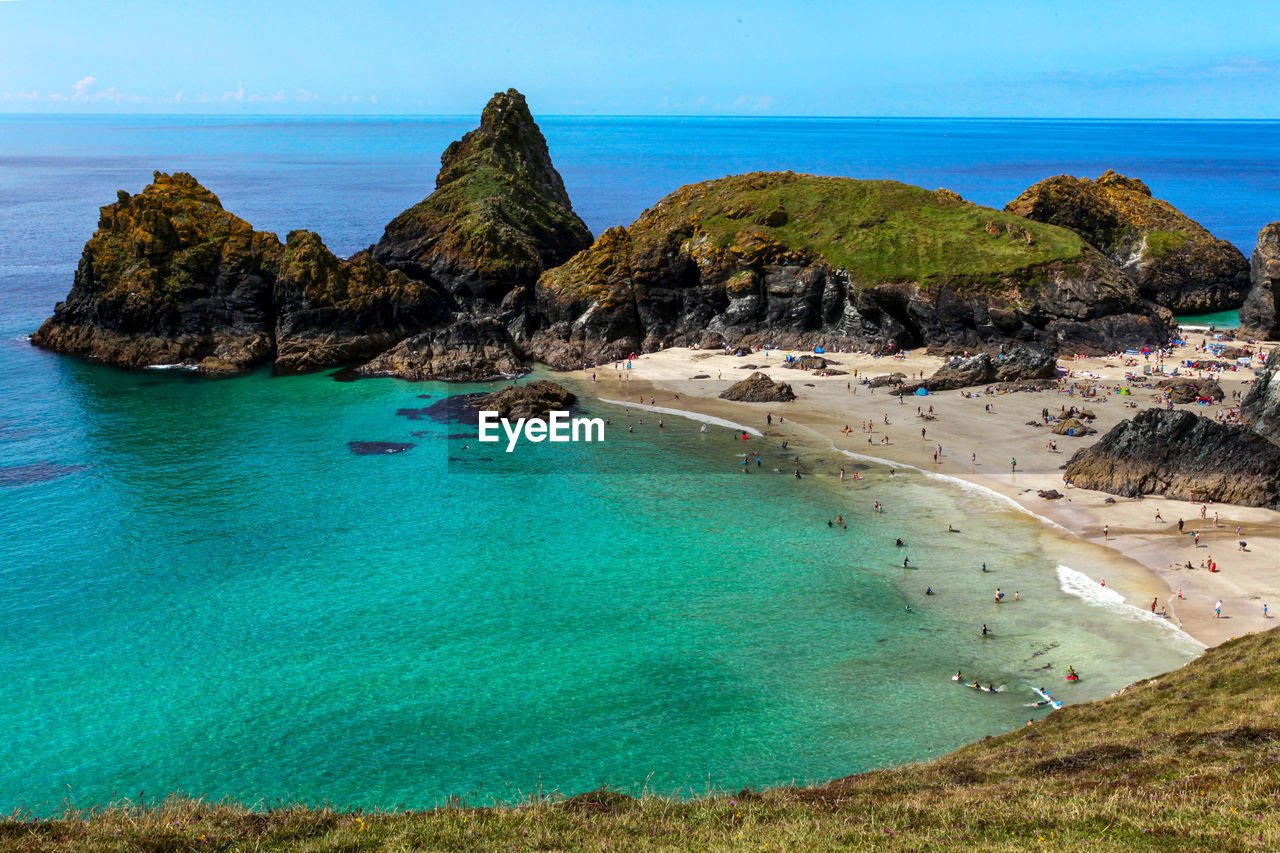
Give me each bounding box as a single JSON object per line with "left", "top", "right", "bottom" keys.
{"left": 356, "top": 317, "right": 528, "bottom": 381}
{"left": 719, "top": 371, "right": 796, "bottom": 402}
{"left": 348, "top": 441, "right": 415, "bottom": 455}
{"left": 1006, "top": 170, "right": 1249, "bottom": 313}
{"left": 31, "top": 172, "right": 283, "bottom": 374}
{"left": 1064, "top": 408, "right": 1280, "bottom": 508}
{"left": 372, "top": 89, "right": 592, "bottom": 304}
{"left": 1238, "top": 224, "right": 1280, "bottom": 339}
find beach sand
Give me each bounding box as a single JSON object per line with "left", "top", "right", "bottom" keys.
{"left": 571, "top": 335, "right": 1278, "bottom": 649}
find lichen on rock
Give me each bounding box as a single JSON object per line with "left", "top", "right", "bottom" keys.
{"left": 372, "top": 88, "right": 592, "bottom": 304}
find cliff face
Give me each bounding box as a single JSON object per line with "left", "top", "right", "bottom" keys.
{"left": 524, "top": 172, "right": 1170, "bottom": 368}
{"left": 1239, "top": 347, "right": 1280, "bottom": 443}
{"left": 371, "top": 89, "right": 592, "bottom": 304}
{"left": 1238, "top": 223, "right": 1280, "bottom": 339}
{"left": 30, "top": 172, "right": 284, "bottom": 374}
{"left": 1064, "top": 408, "right": 1280, "bottom": 508}
{"left": 273, "top": 231, "right": 451, "bottom": 373}
{"left": 1006, "top": 170, "right": 1249, "bottom": 314}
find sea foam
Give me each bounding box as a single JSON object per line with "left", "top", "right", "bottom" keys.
{"left": 1056, "top": 564, "right": 1205, "bottom": 652}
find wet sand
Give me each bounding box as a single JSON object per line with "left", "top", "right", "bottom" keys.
{"left": 573, "top": 335, "right": 1278, "bottom": 648}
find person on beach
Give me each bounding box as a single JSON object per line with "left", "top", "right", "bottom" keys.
{"left": 1178, "top": 518, "right": 1184, "bottom": 532}
{"left": 767, "top": 413, "right": 772, "bottom": 425}
{"left": 840, "top": 468, "right": 845, "bottom": 481}
{"left": 1193, "top": 532, "right": 1200, "bottom": 546}
{"left": 1155, "top": 508, "right": 1163, "bottom": 522}
{"left": 1215, "top": 600, "right": 1223, "bottom": 618}
{"left": 1010, "top": 457, "right": 1017, "bottom": 474}
{"left": 995, "top": 588, "right": 1004, "bottom": 602}
{"left": 1103, "top": 525, "right": 1109, "bottom": 541}
{"left": 1151, "top": 597, "right": 1158, "bottom": 613}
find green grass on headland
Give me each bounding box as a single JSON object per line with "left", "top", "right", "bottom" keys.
{"left": 5, "top": 629, "right": 1279, "bottom": 852}
{"left": 630, "top": 172, "right": 1088, "bottom": 286}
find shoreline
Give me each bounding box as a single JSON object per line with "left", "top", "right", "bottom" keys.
{"left": 565, "top": 339, "right": 1280, "bottom": 650}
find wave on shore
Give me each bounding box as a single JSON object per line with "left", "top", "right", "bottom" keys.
{"left": 595, "top": 398, "right": 764, "bottom": 436}
{"left": 835, "top": 447, "right": 1072, "bottom": 534}
{"left": 1056, "top": 564, "right": 1205, "bottom": 652}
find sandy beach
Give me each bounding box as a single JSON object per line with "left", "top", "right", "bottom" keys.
{"left": 571, "top": 333, "right": 1278, "bottom": 649}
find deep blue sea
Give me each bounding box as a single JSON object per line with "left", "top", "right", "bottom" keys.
{"left": 1, "top": 116, "right": 1270, "bottom": 814}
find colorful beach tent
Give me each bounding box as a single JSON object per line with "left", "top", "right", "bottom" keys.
{"left": 915, "top": 388, "right": 929, "bottom": 396}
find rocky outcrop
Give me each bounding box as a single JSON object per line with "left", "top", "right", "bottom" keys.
{"left": 525, "top": 172, "right": 1170, "bottom": 368}
{"left": 1052, "top": 418, "right": 1096, "bottom": 437}
{"left": 273, "top": 230, "right": 450, "bottom": 373}
{"left": 470, "top": 380, "right": 577, "bottom": 419}
{"left": 1238, "top": 224, "right": 1280, "bottom": 339}
{"left": 356, "top": 317, "right": 527, "bottom": 381}
{"left": 372, "top": 89, "right": 592, "bottom": 304}
{"left": 1006, "top": 170, "right": 1249, "bottom": 314}
{"left": 1239, "top": 348, "right": 1280, "bottom": 443}
{"left": 1064, "top": 408, "right": 1280, "bottom": 508}
{"left": 719, "top": 371, "right": 796, "bottom": 402}
{"left": 1155, "top": 377, "right": 1224, "bottom": 404}
{"left": 30, "top": 172, "right": 284, "bottom": 374}
{"left": 925, "top": 345, "right": 1056, "bottom": 391}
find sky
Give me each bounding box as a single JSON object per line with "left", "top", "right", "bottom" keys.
{"left": 1, "top": 0, "right": 1278, "bottom": 117}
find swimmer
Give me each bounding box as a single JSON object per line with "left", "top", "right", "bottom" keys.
{"left": 895, "top": 537, "right": 904, "bottom": 547}
{"left": 903, "top": 556, "right": 911, "bottom": 568}
{"left": 926, "top": 587, "right": 934, "bottom": 595}
{"left": 981, "top": 623, "right": 989, "bottom": 637}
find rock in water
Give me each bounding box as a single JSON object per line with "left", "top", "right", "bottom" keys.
{"left": 719, "top": 371, "right": 796, "bottom": 402}
{"left": 1238, "top": 224, "right": 1280, "bottom": 339}
{"left": 1155, "top": 377, "right": 1224, "bottom": 404}
{"left": 1006, "top": 170, "right": 1249, "bottom": 314}
{"left": 274, "top": 230, "right": 451, "bottom": 373}
{"left": 470, "top": 380, "right": 577, "bottom": 420}
{"left": 525, "top": 172, "right": 1168, "bottom": 368}
{"left": 1064, "top": 408, "right": 1280, "bottom": 508}
{"left": 372, "top": 89, "right": 592, "bottom": 305}
{"left": 356, "top": 317, "right": 529, "bottom": 381}
{"left": 30, "top": 172, "right": 283, "bottom": 374}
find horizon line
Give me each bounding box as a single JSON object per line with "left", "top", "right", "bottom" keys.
{"left": 4, "top": 112, "right": 1280, "bottom": 123}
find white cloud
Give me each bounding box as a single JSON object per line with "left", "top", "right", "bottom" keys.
{"left": 221, "top": 82, "right": 246, "bottom": 101}
{"left": 296, "top": 89, "right": 320, "bottom": 102}
{"left": 72, "top": 76, "right": 96, "bottom": 98}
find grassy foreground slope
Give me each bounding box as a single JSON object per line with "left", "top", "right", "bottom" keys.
{"left": 5, "top": 630, "right": 1279, "bottom": 852}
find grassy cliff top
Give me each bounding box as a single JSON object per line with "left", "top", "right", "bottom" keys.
{"left": 625, "top": 171, "right": 1088, "bottom": 283}
{"left": 7, "top": 628, "right": 1278, "bottom": 851}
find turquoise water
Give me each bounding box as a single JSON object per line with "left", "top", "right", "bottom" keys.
{"left": 1174, "top": 309, "right": 1241, "bottom": 329}
{"left": 6, "top": 115, "right": 1269, "bottom": 814}
{"left": 1, "top": 353, "right": 1199, "bottom": 814}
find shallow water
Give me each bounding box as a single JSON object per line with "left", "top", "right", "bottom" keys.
{"left": 4, "top": 115, "right": 1264, "bottom": 813}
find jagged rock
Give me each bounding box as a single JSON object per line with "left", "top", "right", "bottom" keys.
{"left": 1006, "top": 170, "right": 1249, "bottom": 313}
{"left": 355, "top": 317, "right": 528, "bottom": 381}
{"left": 1053, "top": 418, "right": 1096, "bottom": 436}
{"left": 1239, "top": 224, "right": 1280, "bottom": 339}
{"left": 1038, "top": 489, "right": 1064, "bottom": 500}
{"left": 1240, "top": 348, "right": 1280, "bottom": 443}
{"left": 925, "top": 345, "right": 1057, "bottom": 391}
{"left": 30, "top": 172, "right": 283, "bottom": 374}
{"left": 524, "top": 172, "right": 1169, "bottom": 368}
{"left": 274, "top": 230, "right": 451, "bottom": 373}
{"left": 1064, "top": 408, "right": 1280, "bottom": 508}
{"left": 372, "top": 89, "right": 592, "bottom": 304}
{"left": 719, "top": 371, "right": 796, "bottom": 402}
{"left": 469, "top": 380, "right": 576, "bottom": 419}
{"left": 1156, "top": 377, "right": 1224, "bottom": 404}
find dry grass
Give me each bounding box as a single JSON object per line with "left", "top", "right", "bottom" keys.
{"left": 5, "top": 629, "right": 1280, "bottom": 852}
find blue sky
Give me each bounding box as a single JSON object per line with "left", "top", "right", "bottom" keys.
{"left": 1, "top": 0, "right": 1278, "bottom": 116}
